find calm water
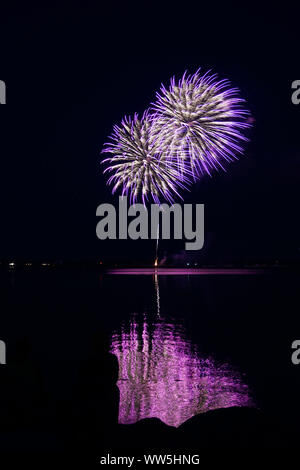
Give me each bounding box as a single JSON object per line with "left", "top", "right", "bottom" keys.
{"left": 1, "top": 268, "right": 299, "bottom": 427}
{"left": 111, "top": 312, "right": 252, "bottom": 427}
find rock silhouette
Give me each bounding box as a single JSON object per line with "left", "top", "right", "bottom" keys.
{"left": 0, "top": 331, "right": 297, "bottom": 462}
{"left": 70, "top": 331, "right": 120, "bottom": 449}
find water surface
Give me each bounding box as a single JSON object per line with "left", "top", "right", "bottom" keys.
{"left": 111, "top": 312, "right": 252, "bottom": 427}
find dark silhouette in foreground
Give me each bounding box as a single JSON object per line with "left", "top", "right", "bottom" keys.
{"left": 69, "top": 331, "right": 119, "bottom": 449}
{"left": 0, "top": 332, "right": 298, "bottom": 463}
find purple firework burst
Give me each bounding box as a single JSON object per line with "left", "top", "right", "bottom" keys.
{"left": 151, "top": 69, "right": 252, "bottom": 179}
{"left": 102, "top": 110, "right": 192, "bottom": 204}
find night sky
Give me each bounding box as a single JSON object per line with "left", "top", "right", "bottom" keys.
{"left": 0, "top": 2, "right": 299, "bottom": 264}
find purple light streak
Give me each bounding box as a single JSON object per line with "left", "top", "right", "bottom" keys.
{"left": 111, "top": 315, "right": 253, "bottom": 428}
{"left": 101, "top": 111, "right": 192, "bottom": 204}
{"left": 101, "top": 69, "right": 252, "bottom": 203}
{"left": 151, "top": 69, "right": 252, "bottom": 180}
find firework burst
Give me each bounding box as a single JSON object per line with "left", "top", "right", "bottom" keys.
{"left": 102, "top": 110, "right": 191, "bottom": 204}
{"left": 151, "top": 69, "right": 251, "bottom": 179}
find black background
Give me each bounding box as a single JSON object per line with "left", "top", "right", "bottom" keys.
{"left": 0, "top": 1, "right": 299, "bottom": 264}
{"left": 0, "top": 3, "right": 300, "bottom": 461}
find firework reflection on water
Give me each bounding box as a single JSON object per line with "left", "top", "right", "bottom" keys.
{"left": 110, "top": 314, "right": 253, "bottom": 427}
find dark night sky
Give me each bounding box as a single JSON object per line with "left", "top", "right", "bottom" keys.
{"left": 0, "top": 2, "right": 299, "bottom": 263}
